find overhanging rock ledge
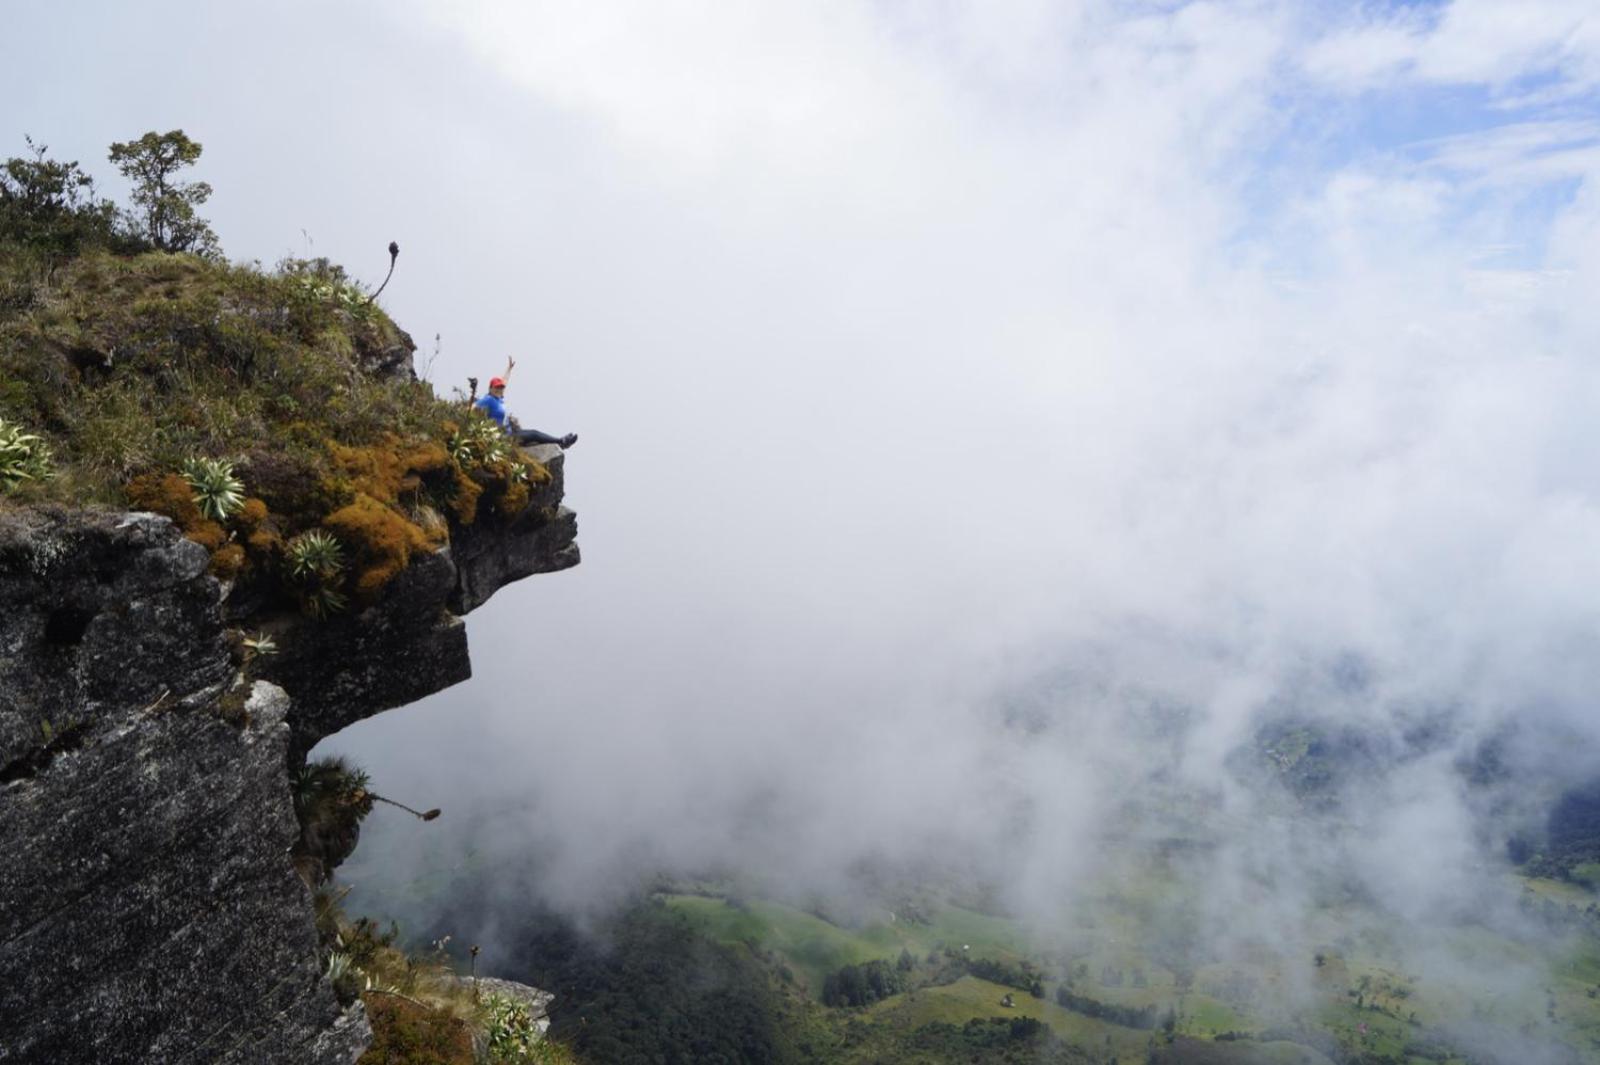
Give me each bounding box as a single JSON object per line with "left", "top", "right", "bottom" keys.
{"left": 0, "top": 445, "right": 576, "bottom": 1064}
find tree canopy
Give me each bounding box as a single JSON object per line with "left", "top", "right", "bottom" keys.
{"left": 107, "top": 129, "right": 217, "bottom": 255}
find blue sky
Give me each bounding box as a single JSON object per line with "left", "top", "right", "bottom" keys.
{"left": 1202, "top": 1, "right": 1600, "bottom": 267}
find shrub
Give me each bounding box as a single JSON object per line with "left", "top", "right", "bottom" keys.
{"left": 325, "top": 952, "right": 362, "bottom": 1003}
{"left": 1053, "top": 985, "right": 1163, "bottom": 1029}
{"left": 359, "top": 993, "right": 474, "bottom": 1065}
{"left": 442, "top": 416, "right": 547, "bottom": 523}
{"left": 286, "top": 528, "right": 342, "bottom": 575}
{"left": 279, "top": 256, "right": 377, "bottom": 323}
{"left": 291, "top": 756, "right": 374, "bottom": 885}
{"left": 822, "top": 959, "right": 906, "bottom": 1008}
{"left": 0, "top": 137, "right": 120, "bottom": 264}
{"left": 482, "top": 993, "right": 574, "bottom": 1064}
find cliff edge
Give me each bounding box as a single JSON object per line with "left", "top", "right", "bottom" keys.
{"left": 0, "top": 448, "right": 576, "bottom": 1063}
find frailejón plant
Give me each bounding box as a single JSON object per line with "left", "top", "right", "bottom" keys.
{"left": 181, "top": 456, "right": 245, "bottom": 520}
{"left": 484, "top": 991, "right": 547, "bottom": 1060}
{"left": 449, "top": 415, "right": 514, "bottom": 469}
{"left": 285, "top": 530, "right": 348, "bottom": 618}
{"left": 0, "top": 418, "right": 55, "bottom": 491}
{"left": 286, "top": 530, "right": 343, "bottom": 579}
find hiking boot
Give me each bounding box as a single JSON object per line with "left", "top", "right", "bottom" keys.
{"left": 560, "top": 433, "right": 578, "bottom": 449}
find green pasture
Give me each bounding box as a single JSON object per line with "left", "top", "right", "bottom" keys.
{"left": 1524, "top": 876, "right": 1598, "bottom": 906}
{"left": 663, "top": 893, "right": 1033, "bottom": 992}
{"left": 869, "top": 975, "right": 1155, "bottom": 1059}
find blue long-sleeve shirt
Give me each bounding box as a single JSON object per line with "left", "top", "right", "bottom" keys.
{"left": 474, "top": 393, "right": 508, "bottom": 427}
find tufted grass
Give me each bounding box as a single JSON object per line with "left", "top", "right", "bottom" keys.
{"left": 0, "top": 249, "right": 455, "bottom": 503}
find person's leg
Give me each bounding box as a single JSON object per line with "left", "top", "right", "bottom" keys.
{"left": 513, "top": 427, "right": 563, "bottom": 446}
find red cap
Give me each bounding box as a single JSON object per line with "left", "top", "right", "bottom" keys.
{"left": 489, "top": 377, "right": 506, "bottom": 389}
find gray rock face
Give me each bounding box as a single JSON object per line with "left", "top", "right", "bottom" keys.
{"left": 260, "top": 549, "right": 471, "bottom": 761}
{"left": 346, "top": 312, "right": 417, "bottom": 381}
{"left": 0, "top": 511, "right": 345, "bottom": 1065}
{"left": 449, "top": 444, "right": 580, "bottom": 614}
{"left": 0, "top": 463, "right": 577, "bottom": 1062}
{"left": 1, "top": 682, "right": 357, "bottom": 1065}
{"left": 0, "top": 509, "right": 231, "bottom": 780}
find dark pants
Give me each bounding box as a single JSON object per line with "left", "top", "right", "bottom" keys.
{"left": 513, "top": 427, "right": 563, "bottom": 446}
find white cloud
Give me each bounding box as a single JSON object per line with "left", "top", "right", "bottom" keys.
{"left": 403, "top": 0, "right": 935, "bottom": 182}
{"left": 1303, "top": 0, "right": 1600, "bottom": 96}
{"left": 20, "top": 0, "right": 1590, "bottom": 988}
{"left": 289, "top": 4, "right": 1600, "bottom": 932}
{"left": 1412, "top": 119, "right": 1600, "bottom": 190}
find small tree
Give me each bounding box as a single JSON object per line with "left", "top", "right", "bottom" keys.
{"left": 108, "top": 129, "right": 218, "bottom": 254}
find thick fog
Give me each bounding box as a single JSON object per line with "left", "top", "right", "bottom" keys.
{"left": 11, "top": 0, "right": 1600, "bottom": 1005}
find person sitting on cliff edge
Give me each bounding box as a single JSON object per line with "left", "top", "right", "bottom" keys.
{"left": 473, "top": 357, "right": 578, "bottom": 450}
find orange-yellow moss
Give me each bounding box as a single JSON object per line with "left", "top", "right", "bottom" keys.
{"left": 126, "top": 472, "right": 203, "bottom": 528}
{"left": 126, "top": 471, "right": 227, "bottom": 550}
{"left": 448, "top": 467, "right": 482, "bottom": 525}
{"left": 237, "top": 497, "right": 269, "bottom": 528}
{"left": 246, "top": 526, "right": 283, "bottom": 555}
{"left": 186, "top": 520, "right": 228, "bottom": 552}
{"left": 296, "top": 435, "right": 463, "bottom": 597}
{"left": 495, "top": 478, "right": 531, "bottom": 518}
{"left": 210, "top": 543, "right": 246, "bottom": 578}
{"left": 406, "top": 441, "right": 449, "bottom": 476}
{"left": 323, "top": 493, "right": 432, "bottom": 600}
{"left": 124, "top": 423, "right": 490, "bottom": 615}
{"left": 327, "top": 436, "right": 450, "bottom": 506}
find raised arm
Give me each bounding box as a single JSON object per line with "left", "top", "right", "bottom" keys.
{"left": 501, "top": 356, "right": 516, "bottom": 385}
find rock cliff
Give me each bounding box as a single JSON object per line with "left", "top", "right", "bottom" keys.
{"left": 0, "top": 447, "right": 576, "bottom": 1064}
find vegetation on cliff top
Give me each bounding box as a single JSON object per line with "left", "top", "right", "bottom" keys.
{"left": 312, "top": 890, "right": 578, "bottom": 1065}
{"left": 0, "top": 131, "right": 546, "bottom": 612}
